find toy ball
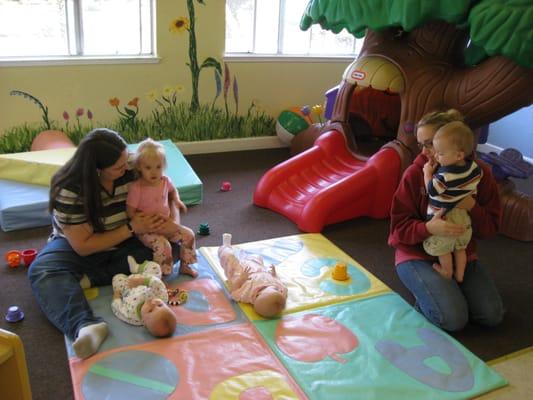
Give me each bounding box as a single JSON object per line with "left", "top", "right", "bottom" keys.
{"left": 220, "top": 181, "right": 232, "bottom": 192}
{"left": 276, "top": 108, "right": 311, "bottom": 145}
{"left": 5, "top": 250, "right": 21, "bottom": 268}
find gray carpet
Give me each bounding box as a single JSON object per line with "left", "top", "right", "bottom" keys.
{"left": 1, "top": 147, "right": 532, "bottom": 400}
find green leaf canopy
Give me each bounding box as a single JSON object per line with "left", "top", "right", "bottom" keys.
{"left": 300, "top": 0, "right": 533, "bottom": 68}
{"left": 300, "top": 0, "right": 473, "bottom": 37}
{"left": 469, "top": 0, "right": 533, "bottom": 68}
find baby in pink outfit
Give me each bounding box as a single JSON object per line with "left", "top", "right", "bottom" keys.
{"left": 218, "top": 233, "right": 287, "bottom": 318}
{"left": 127, "top": 138, "right": 197, "bottom": 277}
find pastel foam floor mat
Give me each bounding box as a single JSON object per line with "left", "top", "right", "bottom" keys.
{"left": 0, "top": 139, "right": 202, "bottom": 231}
{"left": 67, "top": 234, "right": 506, "bottom": 399}
{"left": 201, "top": 233, "right": 390, "bottom": 320}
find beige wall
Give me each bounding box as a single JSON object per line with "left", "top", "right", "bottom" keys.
{"left": 0, "top": 0, "right": 350, "bottom": 137}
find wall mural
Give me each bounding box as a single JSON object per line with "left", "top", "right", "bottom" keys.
{"left": 0, "top": 0, "right": 275, "bottom": 154}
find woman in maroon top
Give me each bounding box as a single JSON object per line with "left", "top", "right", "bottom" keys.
{"left": 388, "top": 109, "right": 504, "bottom": 331}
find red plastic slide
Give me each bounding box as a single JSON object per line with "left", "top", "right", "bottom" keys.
{"left": 253, "top": 130, "right": 402, "bottom": 232}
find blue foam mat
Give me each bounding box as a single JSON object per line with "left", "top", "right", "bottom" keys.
{"left": 0, "top": 179, "right": 51, "bottom": 231}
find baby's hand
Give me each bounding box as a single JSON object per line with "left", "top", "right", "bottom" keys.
{"left": 127, "top": 275, "right": 146, "bottom": 288}
{"left": 177, "top": 200, "right": 187, "bottom": 213}
{"left": 423, "top": 161, "right": 436, "bottom": 176}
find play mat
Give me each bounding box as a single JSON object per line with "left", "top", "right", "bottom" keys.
{"left": 66, "top": 234, "right": 506, "bottom": 399}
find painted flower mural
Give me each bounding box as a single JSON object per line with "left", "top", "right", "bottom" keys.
{"left": 170, "top": 0, "right": 222, "bottom": 112}
{"left": 169, "top": 16, "right": 189, "bottom": 33}
{"left": 1, "top": 1, "right": 275, "bottom": 153}
{"left": 109, "top": 97, "right": 139, "bottom": 131}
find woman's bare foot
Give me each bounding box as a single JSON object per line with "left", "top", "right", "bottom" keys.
{"left": 180, "top": 263, "right": 198, "bottom": 278}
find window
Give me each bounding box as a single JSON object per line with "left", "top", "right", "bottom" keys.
{"left": 225, "top": 0, "right": 362, "bottom": 57}
{"left": 0, "top": 0, "right": 154, "bottom": 61}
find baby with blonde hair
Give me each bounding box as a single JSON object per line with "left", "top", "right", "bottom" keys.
{"left": 423, "top": 121, "right": 482, "bottom": 282}
{"left": 127, "top": 138, "right": 197, "bottom": 277}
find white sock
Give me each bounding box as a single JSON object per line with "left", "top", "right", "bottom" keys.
{"left": 127, "top": 255, "right": 138, "bottom": 274}
{"left": 223, "top": 233, "right": 232, "bottom": 246}
{"left": 73, "top": 322, "right": 108, "bottom": 359}
{"left": 80, "top": 274, "right": 91, "bottom": 289}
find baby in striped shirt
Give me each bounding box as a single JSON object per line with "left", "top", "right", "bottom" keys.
{"left": 423, "top": 121, "right": 482, "bottom": 283}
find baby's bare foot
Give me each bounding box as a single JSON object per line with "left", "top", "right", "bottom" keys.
{"left": 432, "top": 263, "right": 453, "bottom": 279}
{"left": 180, "top": 264, "right": 198, "bottom": 278}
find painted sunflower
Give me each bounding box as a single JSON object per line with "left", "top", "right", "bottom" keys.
{"left": 169, "top": 17, "right": 189, "bottom": 33}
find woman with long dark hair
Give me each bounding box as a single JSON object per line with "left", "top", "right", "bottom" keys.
{"left": 29, "top": 128, "right": 171, "bottom": 359}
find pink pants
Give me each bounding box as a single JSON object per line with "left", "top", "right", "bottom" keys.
{"left": 137, "top": 225, "right": 197, "bottom": 275}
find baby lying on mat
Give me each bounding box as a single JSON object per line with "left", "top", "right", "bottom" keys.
{"left": 218, "top": 233, "right": 288, "bottom": 318}
{"left": 111, "top": 256, "right": 177, "bottom": 337}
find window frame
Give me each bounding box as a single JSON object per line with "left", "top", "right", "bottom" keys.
{"left": 0, "top": 0, "right": 158, "bottom": 67}
{"left": 224, "top": 0, "right": 360, "bottom": 61}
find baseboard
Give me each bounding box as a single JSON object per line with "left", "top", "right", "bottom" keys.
{"left": 478, "top": 142, "right": 533, "bottom": 164}
{"left": 175, "top": 136, "right": 288, "bottom": 155}
{"left": 174, "top": 136, "right": 533, "bottom": 164}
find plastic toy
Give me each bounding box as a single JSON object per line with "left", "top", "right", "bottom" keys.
{"left": 478, "top": 148, "right": 533, "bottom": 181}
{"left": 254, "top": 130, "right": 401, "bottom": 232}
{"left": 256, "top": 1, "right": 533, "bottom": 235}
{"left": 0, "top": 328, "right": 33, "bottom": 399}
{"left": 21, "top": 249, "right": 37, "bottom": 267}
{"left": 197, "top": 223, "right": 210, "bottom": 235}
{"left": 5, "top": 249, "right": 38, "bottom": 268}
{"left": 5, "top": 306, "right": 24, "bottom": 323}
{"left": 478, "top": 148, "right": 533, "bottom": 241}
{"left": 220, "top": 181, "right": 232, "bottom": 192}
{"left": 5, "top": 250, "right": 21, "bottom": 268}
{"left": 30, "top": 130, "right": 75, "bottom": 152}
{"left": 332, "top": 263, "right": 349, "bottom": 281}
{"left": 167, "top": 288, "right": 188, "bottom": 306}
{"left": 276, "top": 107, "right": 311, "bottom": 145}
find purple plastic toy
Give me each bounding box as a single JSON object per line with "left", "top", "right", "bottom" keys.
{"left": 5, "top": 305, "right": 24, "bottom": 322}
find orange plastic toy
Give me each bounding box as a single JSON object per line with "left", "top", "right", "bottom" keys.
{"left": 5, "top": 250, "right": 21, "bottom": 268}
{"left": 332, "top": 263, "right": 349, "bottom": 281}
{"left": 5, "top": 249, "right": 37, "bottom": 268}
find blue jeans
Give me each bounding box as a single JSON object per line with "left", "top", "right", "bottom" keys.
{"left": 28, "top": 237, "right": 168, "bottom": 340}
{"left": 396, "top": 259, "right": 504, "bottom": 331}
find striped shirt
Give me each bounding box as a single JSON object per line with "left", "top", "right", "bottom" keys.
{"left": 51, "top": 170, "right": 135, "bottom": 238}
{"left": 427, "top": 160, "right": 482, "bottom": 215}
